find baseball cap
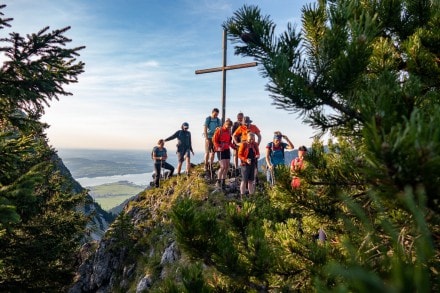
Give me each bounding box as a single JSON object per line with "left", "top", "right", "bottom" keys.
{"left": 244, "top": 116, "right": 252, "bottom": 124}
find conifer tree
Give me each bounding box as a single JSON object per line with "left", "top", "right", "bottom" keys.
{"left": 0, "top": 5, "right": 87, "bottom": 291}
{"left": 171, "top": 0, "right": 439, "bottom": 291}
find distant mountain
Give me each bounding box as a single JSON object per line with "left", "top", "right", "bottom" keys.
{"left": 57, "top": 149, "right": 205, "bottom": 178}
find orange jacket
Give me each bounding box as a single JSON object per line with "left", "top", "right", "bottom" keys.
{"left": 233, "top": 124, "right": 260, "bottom": 143}
{"left": 238, "top": 141, "right": 260, "bottom": 165}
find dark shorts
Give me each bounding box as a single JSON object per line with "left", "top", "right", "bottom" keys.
{"left": 241, "top": 164, "right": 255, "bottom": 181}
{"left": 205, "top": 138, "right": 215, "bottom": 153}
{"left": 216, "top": 149, "right": 231, "bottom": 160}
{"left": 177, "top": 149, "right": 191, "bottom": 163}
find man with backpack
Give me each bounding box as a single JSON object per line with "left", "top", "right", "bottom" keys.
{"left": 265, "top": 131, "right": 294, "bottom": 185}
{"left": 151, "top": 139, "right": 174, "bottom": 187}
{"left": 232, "top": 116, "right": 261, "bottom": 147}
{"left": 164, "top": 122, "right": 194, "bottom": 176}
{"left": 203, "top": 108, "right": 222, "bottom": 174}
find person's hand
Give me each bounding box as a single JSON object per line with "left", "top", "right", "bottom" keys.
{"left": 282, "top": 135, "right": 287, "bottom": 139}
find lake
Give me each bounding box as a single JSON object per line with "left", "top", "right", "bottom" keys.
{"left": 75, "top": 172, "right": 154, "bottom": 187}
{"left": 58, "top": 148, "right": 204, "bottom": 187}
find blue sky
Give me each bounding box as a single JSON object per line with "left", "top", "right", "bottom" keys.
{"left": 4, "top": 0, "right": 318, "bottom": 152}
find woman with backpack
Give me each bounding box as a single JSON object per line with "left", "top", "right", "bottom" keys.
{"left": 238, "top": 132, "right": 260, "bottom": 197}
{"left": 213, "top": 118, "right": 234, "bottom": 190}
{"left": 265, "top": 131, "right": 294, "bottom": 185}
{"left": 291, "top": 145, "right": 308, "bottom": 188}
{"left": 151, "top": 139, "right": 174, "bottom": 187}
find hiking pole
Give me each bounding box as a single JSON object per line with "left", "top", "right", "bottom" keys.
{"left": 209, "top": 159, "right": 213, "bottom": 182}
{"left": 270, "top": 166, "right": 275, "bottom": 186}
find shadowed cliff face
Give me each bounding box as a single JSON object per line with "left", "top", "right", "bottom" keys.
{"left": 68, "top": 165, "right": 237, "bottom": 293}
{"left": 53, "top": 152, "right": 115, "bottom": 241}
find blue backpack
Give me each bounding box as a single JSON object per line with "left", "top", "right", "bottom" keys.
{"left": 205, "top": 116, "right": 221, "bottom": 137}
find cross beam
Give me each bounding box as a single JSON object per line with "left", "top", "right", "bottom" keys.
{"left": 195, "top": 29, "right": 257, "bottom": 123}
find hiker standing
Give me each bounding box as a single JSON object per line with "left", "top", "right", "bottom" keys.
{"left": 291, "top": 145, "right": 307, "bottom": 188}
{"left": 233, "top": 116, "right": 262, "bottom": 188}
{"left": 203, "top": 108, "right": 222, "bottom": 173}
{"left": 213, "top": 118, "right": 234, "bottom": 189}
{"left": 231, "top": 112, "right": 244, "bottom": 169}
{"left": 232, "top": 116, "right": 261, "bottom": 146}
{"left": 152, "top": 139, "right": 174, "bottom": 187}
{"left": 265, "top": 131, "right": 294, "bottom": 185}
{"left": 164, "top": 122, "right": 194, "bottom": 175}
{"left": 238, "top": 132, "right": 260, "bottom": 197}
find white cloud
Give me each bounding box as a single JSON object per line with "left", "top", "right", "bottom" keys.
{"left": 4, "top": 0, "right": 318, "bottom": 151}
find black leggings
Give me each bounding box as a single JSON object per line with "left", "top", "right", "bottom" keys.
{"left": 154, "top": 161, "right": 174, "bottom": 187}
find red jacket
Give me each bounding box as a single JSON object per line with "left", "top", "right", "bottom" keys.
{"left": 213, "top": 126, "right": 233, "bottom": 151}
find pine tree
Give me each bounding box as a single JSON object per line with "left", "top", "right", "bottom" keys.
{"left": 171, "top": 1, "right": 439, "bottom": 291}
{"left": 0, "top": 5, "right": 87, "bottom": 291}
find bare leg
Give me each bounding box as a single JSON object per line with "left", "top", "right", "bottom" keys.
{"left": 204, "top": 152, "right": 209, "bottom": 170}
{"left": 177, "top": 162, "right": 183, "bottom": 175}
{"left": 240, "top": 179, "right": 248, "bottom": 195}
{"left": 209, "top": 151, "right": 215, "bottom": 166}
{"left": 222, "top": 159, "right": 230, "bottom": 179}
{"left": 185, "top": 156, "right": 191, "bottom": 174}
{"left": 217, "top": 159, "right": 225, "bottom": 180}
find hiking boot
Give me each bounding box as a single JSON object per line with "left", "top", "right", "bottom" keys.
{"left": 220, "top": 179, "right": 226, "bottom": 190}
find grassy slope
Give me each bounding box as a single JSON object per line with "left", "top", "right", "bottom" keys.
{"left": 88, "top": 181, "right": 145, "bottom": 210}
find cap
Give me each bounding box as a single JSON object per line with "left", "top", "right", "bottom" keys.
{"left": 244, "top": 116, "right": 252, "bottom": 124}
{"left": 182, "top": 122, "right": 189, "bottom": 129}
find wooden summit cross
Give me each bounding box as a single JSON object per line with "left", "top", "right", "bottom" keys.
{"left": 195, "top": 29, "right": 257, "bottom": 123}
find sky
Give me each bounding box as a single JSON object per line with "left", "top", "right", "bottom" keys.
{"left": 3, "top": 0, "right": 318, "bottom": 152}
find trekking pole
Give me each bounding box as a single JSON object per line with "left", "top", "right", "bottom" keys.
{"left": 208, "top": 157, "right": 214, "bottom": 183}
{"left": 270, "top": 166, "right": 275, "bottom": 186}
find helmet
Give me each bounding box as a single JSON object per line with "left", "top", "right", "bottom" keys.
{"left": 182, "top": 122, "right": 189, "bottom": 129}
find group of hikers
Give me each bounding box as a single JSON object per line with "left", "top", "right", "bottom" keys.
{"left": 151, "top": 108, "right": 308, "bottom": 197}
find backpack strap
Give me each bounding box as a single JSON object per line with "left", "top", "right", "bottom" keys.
{"left": 269, "top": 142, "right": 284, "bottom": 158}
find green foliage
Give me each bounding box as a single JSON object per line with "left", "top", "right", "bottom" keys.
{"left": 153, "top": 0, "right": 440, "bottom": 291}
{"left": 107, "top": 213, "right": 137, "bottom": 250}
{"left": 0, "top": 4, "right": 87, "bottom": 291}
